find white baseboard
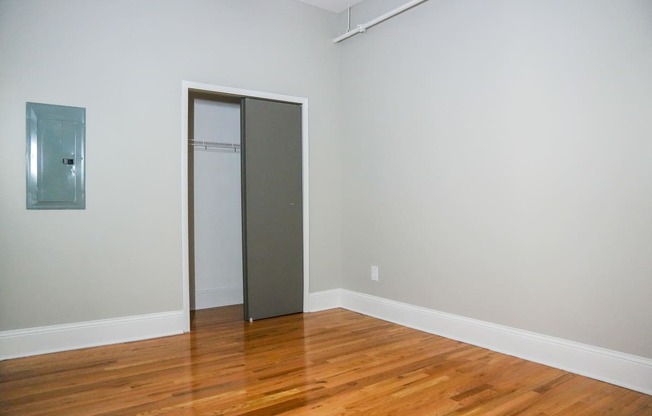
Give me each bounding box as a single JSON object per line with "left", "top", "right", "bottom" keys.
{"left": 307, "top": 288, "right": 342, "bottom": 312}
{"left": 308, "top": 289, "right": 652, "bottom": 395}
{"left": 0, "top": 310, "right": 185, "bottom": 360}
{"left": 5, "top": 290, "right": 650, "bottom": 395}
{"left": 193, "top": 287, "right": 243, "bottom": 310}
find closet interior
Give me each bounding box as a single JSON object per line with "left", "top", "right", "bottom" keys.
{"left": 189, "top": 94, "right": 243, "bottom": 311}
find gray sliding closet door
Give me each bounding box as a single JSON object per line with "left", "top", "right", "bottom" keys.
{"left": 241, "top": 98, "right": 303, "bottom": 321}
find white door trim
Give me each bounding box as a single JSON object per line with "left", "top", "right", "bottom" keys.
{"left": 181, "top": 81, "right": 310, "bottom": 332}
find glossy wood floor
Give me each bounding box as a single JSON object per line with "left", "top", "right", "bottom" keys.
{"left": 1, "top": 307, "right": 650, "bottom": 415}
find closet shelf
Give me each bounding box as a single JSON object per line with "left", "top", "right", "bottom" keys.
{"left": 190, "top": 139, "right": 240, "bottom": 152}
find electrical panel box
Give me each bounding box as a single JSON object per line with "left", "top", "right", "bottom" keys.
{"left": 26, "top": 102, "right": 86, "bottom": 209}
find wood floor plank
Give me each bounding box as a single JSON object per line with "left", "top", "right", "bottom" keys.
{"left": 1, "top": 306, "right": 650, "bottom": 415}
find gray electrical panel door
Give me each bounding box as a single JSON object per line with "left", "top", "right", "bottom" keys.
{"left": 241, "top": 98, "right": 303, "bottom": 321}
{"left": 26, "top": 102, "right": 85, "bottom": 209}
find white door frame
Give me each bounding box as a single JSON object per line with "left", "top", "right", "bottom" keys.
{"left": 181, "top": 80, "right": 310, "bottom": 331}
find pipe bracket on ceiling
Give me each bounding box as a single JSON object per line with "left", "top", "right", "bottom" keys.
{"left": 333, "top": 0, "right": 429, "bottom": 44}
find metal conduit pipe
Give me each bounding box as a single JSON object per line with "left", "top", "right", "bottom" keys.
{"left": 333, "top": 0, "right": 429, "bottom": 44}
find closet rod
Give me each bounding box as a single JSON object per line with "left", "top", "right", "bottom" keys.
{"left": 333, "top": 0, "right": 429, "bottom": 44}
{"left": 190, "top": 139, "right": 240, "bottom": 152}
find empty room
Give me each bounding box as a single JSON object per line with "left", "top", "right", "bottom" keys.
{"left": 0, "top": 0, "right": 651, "bottom": 414}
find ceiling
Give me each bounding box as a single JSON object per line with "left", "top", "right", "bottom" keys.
{"left": 297, "top": 0, "right": 365, "bottom": 13}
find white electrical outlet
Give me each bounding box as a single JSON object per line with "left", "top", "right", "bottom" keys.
{"left": 371, "top": 265, "right": 379, "bottom": 281}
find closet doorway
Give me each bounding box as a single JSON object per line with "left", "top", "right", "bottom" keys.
{"left": 181, "top": 82, "right": 310, "bottom": 331}
{"left": 189, "top": 94, "right": 243, "bottom": 312}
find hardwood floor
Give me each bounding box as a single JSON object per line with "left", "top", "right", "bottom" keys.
{"left": 1, "top": 306, "right": 650, "bottom": 415}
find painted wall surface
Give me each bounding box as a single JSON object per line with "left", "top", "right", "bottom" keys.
{"left": 192, "top": 100, "right": 243, "bottom": 309}
{"left": 339, "top": 0, "right": 652, "bottom": 358}
{"left": 2, "top": 0, "right": 650, "bottom": 363}
{"left": 0, "top": 0, "right": 343, "bottom": 331}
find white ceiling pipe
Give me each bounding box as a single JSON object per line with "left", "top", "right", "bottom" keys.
{"left": 333, "top": 0, "right": 429, "bottom": 44}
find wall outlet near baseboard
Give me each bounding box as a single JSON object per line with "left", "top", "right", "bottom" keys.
{"left": 371, "top": 266, "right": 379, "bottom": 281}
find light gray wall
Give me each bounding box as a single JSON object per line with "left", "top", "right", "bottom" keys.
{"left": 3, "top": 0, "right": 650, "bottom": 360}
{"left": 192, "top": 100, "right": 243, "bottom": 309}
{"left": 0, "top": 0, "right": 343, "bottom": 330}
{"left": 339, "top": 0, "right": 652, "bottom": 357}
